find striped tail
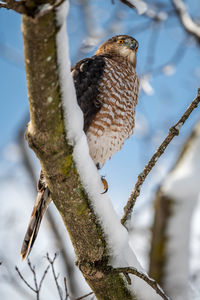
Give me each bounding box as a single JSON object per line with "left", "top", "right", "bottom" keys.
{"left": 21, "top": 172, "right": 51, "bottom": 261}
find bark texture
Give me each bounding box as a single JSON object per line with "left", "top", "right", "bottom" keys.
{"left": 22, "top": 6, "right": 136, "bottom": 300}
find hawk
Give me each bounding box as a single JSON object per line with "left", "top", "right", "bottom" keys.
{"left": 21, "top": 35, "right": 139, "bottom": 260}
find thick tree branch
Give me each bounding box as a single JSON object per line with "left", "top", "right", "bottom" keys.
{"left": 0, "top": 0, "right": 65, "bottom": 16}
{"left": 21, "top": 1, "right": 137, "bottom": 299}
{"left": 0, "top": 0, "right": 28, "bottom": 14}
{"left": 172, "top": 0, "right": 200, "bottom": 42}
{"left": 121, "top": 88, "right": 200, "bottom": 227}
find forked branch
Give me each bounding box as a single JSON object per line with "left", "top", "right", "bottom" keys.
{"left": 121, "top": 88, "right": 200, "bottom": 227}
{"left": 15, "top": 259, "right": 50, "bottom": 299}
{"left": 113, "top": 267, "right": 170, "bottom": 300}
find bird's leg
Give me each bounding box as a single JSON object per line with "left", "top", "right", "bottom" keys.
{"left": 96, "top": 163, "right": 108, "bottom": 194}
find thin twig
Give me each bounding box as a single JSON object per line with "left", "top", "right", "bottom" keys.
{"left": 64, "top": 277, "right": 69, "bottom": 300}
{"left": 28, "top": 259, "right": 38, "bottom": 292}
{"left": 113, "top": 267, "right": 171, "bottom": 300}
{"left": 121, "top": 88, "right": 200, "bottom": 227}
{"left": 16, "top": 258, "right": 50, "bottom": 299}
{"left": 15, "top": 266, "right": 36, "bottom": 293}
{"left": 46, "top": 253, "right": 63, "bottom": 300}
{"left": 75, "top": 291, "right": 94, "bottom": 300}
{"left": 38, "top": 265, "right": 50, "bottom": 291}
{"left": 120, "top": 0, "right": 136, "bottom": 9}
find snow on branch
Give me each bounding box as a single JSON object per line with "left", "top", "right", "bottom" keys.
{"left": 150, "top": 120, "right": 200, "bottom": 299}
{"left": 121, "top": 88, "right": 200, "bottom": 228}
{"left": 55, "top": 2, "right": 164, "bottom": 299}
{"left": 0, "top": 0, "right": 65, "bottom": 16}
{"left": 172, "top": 0, "right": 200, "bottom": 41}
{"left": 119, "top": 0, "right": 147, "bottom": 15}
{"left": 0, "top": 0, "right": 27, "bottom": 14}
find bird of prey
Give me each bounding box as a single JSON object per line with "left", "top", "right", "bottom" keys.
{"left": 21, "top": 35, "right": 139, "bottom": 260}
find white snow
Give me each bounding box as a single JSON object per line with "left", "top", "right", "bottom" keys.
{"left": 55, "top": 1, "right": 163, "bottom": 299}
{"left": 162, "top": 123, "right": 200, "bottom": 300}
{"left": 175, "top": 121, "right": 184, "bottom": 131}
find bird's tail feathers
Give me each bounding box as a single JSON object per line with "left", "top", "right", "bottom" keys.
{"left": 21, "top": 187, "right": 51, "bottom": 261}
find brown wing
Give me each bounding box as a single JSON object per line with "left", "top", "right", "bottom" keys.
{"left": 71, "top": 55, "right": 106, "bottom": 132}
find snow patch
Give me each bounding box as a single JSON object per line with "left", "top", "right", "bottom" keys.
{"left": 162, "top": 124, "right": 200, "bottom": 300}
{"left": 55, "top": 2, "right": 163, "bottom": 299}
{"left": 175, "top": 122, "right": 184, "bottom": 131}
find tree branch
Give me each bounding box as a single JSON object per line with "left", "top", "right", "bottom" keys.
{"left": 0, "top": 0, "right": 65, "bottom": 16}
{"left": 0, "top": 0, "right": 28, "bottom": 14}
{"left": 113, "top": 267, "right": 170, "bottom": 300}
{"left": 172, "top": 0, "right": 200, "bottom": 42}
{"left": 75, "top": 291, "right": 94, "bottom": 300}
{"left": 15, "top": 258, "right": 50, "bottom": 298}
{"left": 121, "top": 88, "right": 200, "bottom": 227}
{"left": 20, "top": 1, "right": 138, "bottom": 299}
{"left": 149, "top": 120, "right": 200, "bottom": 298}
{"left": 46, "top": 253, "right": 63, "bottom": 300}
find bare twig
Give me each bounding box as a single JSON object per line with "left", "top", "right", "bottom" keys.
{"left": 63, "top": 277, "right": 69, "bottom": 300}
{"left": 121, "top": 88, "right": 200, "bottom": 227}
{"left": 15, "top": 258, "right": 50, "bottom": 300}
{"left": 113, "top": 267, "right": 170, "bottom": 300}
{"left": 15, "top": 266, "right": 37, "bottom": 293}
{"left": 0, "top": 253, "right": 34, "bottom": 299}
{"left": 75, "top": 291, "right": 94, "bottom": 300}
{"left": 172, "top": 0, "right": 200, "bottom": 42}
{"left": 119, "top": 0, "right": 136, "bottom": 9}
{"left": 39, "top": 265, "right": 50, "bottom": 291}
{"left": 46, "top": 253, "right": 63, "bottom": 300}
{"left": 28, "top": 259, "right": 39, "bottom": 292}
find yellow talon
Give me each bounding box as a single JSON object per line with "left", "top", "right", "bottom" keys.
{"left": 101, "top": 176, "right": 108, "bottom": 194}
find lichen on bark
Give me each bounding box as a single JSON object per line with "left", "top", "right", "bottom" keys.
{"left": 22, "top": 5, "right": 137, "bottom": 300}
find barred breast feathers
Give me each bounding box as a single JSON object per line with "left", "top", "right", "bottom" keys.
{"left": 86, "top": 57, "right": 139, "bottom": 168}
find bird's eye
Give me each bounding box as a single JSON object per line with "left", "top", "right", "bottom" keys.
{"left": 117, "top": 40, "right": 124, "bottom": 44}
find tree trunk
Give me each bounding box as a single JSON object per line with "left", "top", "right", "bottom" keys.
{"left": 22, "top": 3, "right": 136, "bottom": 299}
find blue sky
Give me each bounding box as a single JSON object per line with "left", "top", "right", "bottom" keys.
{"left": 0, "top": 1, "right": 199, "bottom": 212}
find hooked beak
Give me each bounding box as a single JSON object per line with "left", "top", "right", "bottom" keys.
{"left": 129, "top": 40, "right": 139, "bottom": 51}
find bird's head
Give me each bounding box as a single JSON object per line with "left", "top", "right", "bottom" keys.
{"left": 95, "top": 35, "right": 139, "bottom": 67}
